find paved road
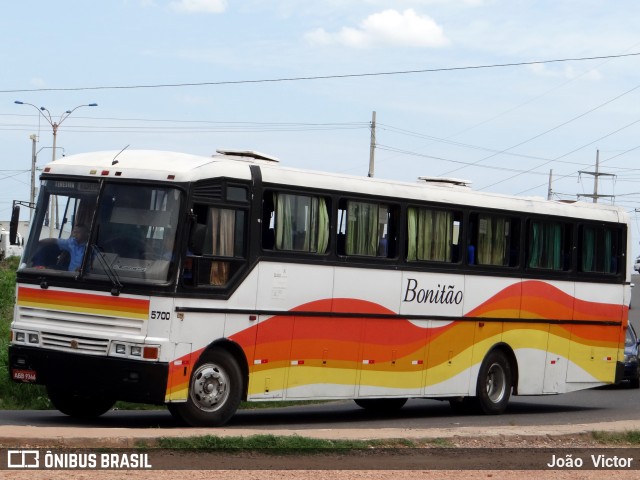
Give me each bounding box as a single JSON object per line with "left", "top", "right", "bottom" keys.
{"left": 1, "top": 383, "right": 638, "bottom": 432}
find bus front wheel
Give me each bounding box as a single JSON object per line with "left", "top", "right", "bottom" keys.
{"left": 169, "top": 349, "right": 243, "bottom": 427}
{"left": 46, "top": 385, "right": 115, "bottom": 419}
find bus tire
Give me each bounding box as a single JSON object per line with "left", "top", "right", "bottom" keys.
{"left": 448, "top": 396, "right": 477, "bottom": 415}
{"left": 171, "top": 349, "right": 243, "bottom": 427}
{"left": 475, "top": 349, "right": 512, "bottom": 415}
{"left": 46, "top": 385, "right": 115, "bottom": 419}
{"left": 354, "top": 398, "right": 407, "bottom": 411}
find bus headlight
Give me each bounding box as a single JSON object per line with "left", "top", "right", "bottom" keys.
{"left": 110, "top": 342, "right": 160, "bottom": 361}
{"left": 12, "top": 330, "right": 39, "bottom": 345}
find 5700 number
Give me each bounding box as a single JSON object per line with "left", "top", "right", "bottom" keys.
{"left": 150, "top": 311, "right": 171, "bottom": 320}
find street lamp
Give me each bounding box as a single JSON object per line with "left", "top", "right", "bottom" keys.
{"left": 15, "top": 101, "right": 97, "bottom": 235}
{"left": 14, "top": 101, "right": 98, "bottom": 161}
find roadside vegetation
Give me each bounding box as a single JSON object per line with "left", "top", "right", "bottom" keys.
{"left": 591, "top": 431, "right": 640, "bottom": 444}
{"left": 150, "top": 434, "right": 435, "bottom": 450}
{"left": 0, "top": 257, "right": 51, "bottom": 409}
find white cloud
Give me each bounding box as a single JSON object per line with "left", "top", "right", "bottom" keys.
{"left": 169, "top": 0, "right": 227, "bottom": 14}
{"left": 29, "top": 78, "right": 46, "bottom": 87}
{"left": 527, "top": 63, "right": 603, "bottom": 81}
{"left": 305, "top": 9, "right": 449, "bottom": 48}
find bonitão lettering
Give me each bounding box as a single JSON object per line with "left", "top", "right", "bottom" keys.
{"left": 403, "top": 278, "right": 463, "bottom": 305}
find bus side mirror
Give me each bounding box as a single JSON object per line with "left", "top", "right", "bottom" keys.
{"left": 189, "top": 223, "right": 206, "bottom": 256}
{"left": 9, "top": 205, "right": 19, "bottom": 245}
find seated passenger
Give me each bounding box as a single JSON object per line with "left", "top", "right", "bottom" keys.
{"left": 54, "top": 224, "right": 89, "bottom": 271}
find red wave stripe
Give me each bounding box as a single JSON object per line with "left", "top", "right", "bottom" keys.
{"left": 18, "top": 286, "right": 149, "bottom": 317}
{"left": 466, "top": 280, "right": 623, "bottom": 322}
{"left": 231, "top": 298, "right": 456, "bottom": 366}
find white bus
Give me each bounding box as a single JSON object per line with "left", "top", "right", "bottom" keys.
{"left": 9, "top": 149, "right": 632, "bottom": 426}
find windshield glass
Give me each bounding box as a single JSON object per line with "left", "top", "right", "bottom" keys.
{"left": 21, "top": 180, "right": 99, "bottom": 274}
{"left": 21, "top": 180, "right": 183, "bottom": 285}
{"left": 88, "top": 183, "right": 182, "bottom": 285}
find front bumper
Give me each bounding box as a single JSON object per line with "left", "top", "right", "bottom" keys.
{"left": 9, "top": 344, "right": 169, "bottom": 405}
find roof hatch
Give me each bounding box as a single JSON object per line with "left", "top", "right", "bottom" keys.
{"left": 418, "top": 176, "right": 471, "bottom": 188}
{"left": 215, "top": 149, "right": 280, "bottom": 163}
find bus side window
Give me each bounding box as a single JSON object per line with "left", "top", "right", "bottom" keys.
{"left": 185, "top": 205, "right": 246, "bottom": 288}
{"left": 526, "top": 219, "right": 571, "bottom": 271}
{"left": 468, "top": 213, "right": 519, "bottom": 267}
{"left": 262, "top": 191, "right": 330, "bottom": 254}
{"left": 406, "top": 206, "right": 461, "bottom": 263}
{"left": 337, "top": 199, "right": 396, "bottom": 258}
{"left": 579, "top": 224, "right": 621, "bottom": 274}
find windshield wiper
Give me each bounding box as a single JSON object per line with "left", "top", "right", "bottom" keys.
{"left": 91, "top": 244, "right": 123, "bottom": 296}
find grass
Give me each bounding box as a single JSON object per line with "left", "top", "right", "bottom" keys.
{"left": 149, "top": 434, "right": 441, "bottom": 450}
{"left": 0, "top": 257, "right": 51, "bottom": 409}
{"left": 591, "top": 430, "right": 640, "bottom": 444}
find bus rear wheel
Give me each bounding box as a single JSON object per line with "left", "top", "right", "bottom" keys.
{"left": 46, "top": 385, "right": 115, "bottom": 419}
{"left": 169, "top": 349, "right": 243, "bottom": 427}
{"left": 475, "top": 350, "right": 512, "bottom": 415}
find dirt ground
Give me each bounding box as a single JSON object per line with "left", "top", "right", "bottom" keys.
{"left": 2, "top": 434, "right": 640, "bottom": 480}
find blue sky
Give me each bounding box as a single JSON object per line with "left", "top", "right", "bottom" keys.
{"left": 2, "top": 0, "right": 640, "bottom": 257}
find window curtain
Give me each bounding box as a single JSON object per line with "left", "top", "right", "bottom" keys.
{"left": 317, "top": 198, "right": 329, "bottom": 254}
{"left": 529, "top": 221, "right": 562, "bottom": 270}
{"left": 346, "top": 201, "right": 380, "bottom": 256}
{"left": 209, "top": 208, "right": 235, "bottom": 286}
{"left": 605, "top": 229, "right": 614, "bottom": 273}
{"left": 478, "top": 215, "right": 508, "bottom": 266}
{"left": 582, "top": 227, "right": 616, "bottom": 274}
{"left": 581, "top": 226, "right": 595, "bottom": 272}
{"left": 274, "top": 194, "right": 329, "bottom": 253}
{"left": 274, "top": 194, "right": 294, "bottom": 250}
{"left": 407, "top": 207, "right": 451, "bottom": 262}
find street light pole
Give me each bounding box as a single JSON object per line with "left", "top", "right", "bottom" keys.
{"left": 14, "top": 101, "right": 98, "bottom": 234}
{"left": 33, "top": 103, "right": 98, "bottom": 161}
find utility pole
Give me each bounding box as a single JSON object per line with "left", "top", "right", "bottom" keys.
{"left": 578, "top": 150, "right": 615, "bottom": 203}
{"left": 547, "top": 169, "right": 553, "bottom": 200}
{"left": 368, "top": 111, "right": 376, "bottom": 178}
{"left": 29, "top": 134, "right": 37, "bottom": 222}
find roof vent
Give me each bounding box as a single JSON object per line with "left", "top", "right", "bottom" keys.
{"left": 215, "top": 149, "right": 280, "bottom": 163}
{"left": 418, "top": 176, "right": 471, "bottom": 188}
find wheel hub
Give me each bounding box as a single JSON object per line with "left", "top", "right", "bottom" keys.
{"left": 191, "top": 364, "right": 229, "bottom": 412}
{"left": 486, "top": 362, "right": 506, "bottom": 403}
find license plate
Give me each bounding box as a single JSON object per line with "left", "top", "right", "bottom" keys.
{"left": 12, "top": 369, "right": 37, "bottom": 382}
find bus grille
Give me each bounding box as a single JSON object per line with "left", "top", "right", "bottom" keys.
{"left": 40, "top": 332, "right": 110, "bottom": 354}
{"left": 16, "top": 306, "right": 145, "bottom": 355}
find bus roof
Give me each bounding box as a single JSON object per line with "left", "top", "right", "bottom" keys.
{"left": 43, "top": 149, "right": 627, "bottom": 224}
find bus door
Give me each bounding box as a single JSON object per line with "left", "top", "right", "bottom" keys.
{"left": 250, "top": 313, "right": 294, "bottom": 400}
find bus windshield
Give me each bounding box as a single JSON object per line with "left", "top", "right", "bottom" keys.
{"left": 20, "top": 180, "right": 183, "bottom": 285}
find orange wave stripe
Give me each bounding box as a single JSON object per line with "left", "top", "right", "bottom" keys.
{"left": 18, "top": 286, "right": 149, "bottom": 319}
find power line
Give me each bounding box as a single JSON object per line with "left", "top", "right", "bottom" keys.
{"left": 2, "top": 52, "right": 640, "bottom": 93}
